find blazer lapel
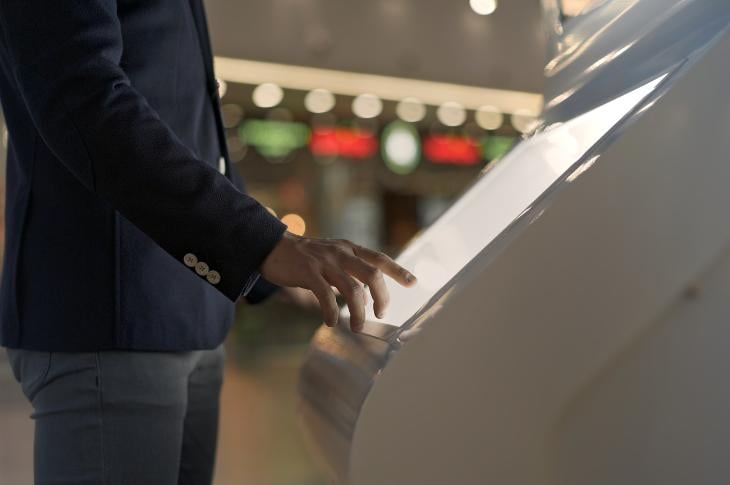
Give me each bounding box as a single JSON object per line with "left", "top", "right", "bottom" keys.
{"left": 188, "top": 0, "right": 217, "bottom": 95}
{"left": 187, "top": 0, "right": 231, "bottom": 165}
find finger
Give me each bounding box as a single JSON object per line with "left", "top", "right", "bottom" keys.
{"left": 308, "top": 275, "right": 339, "bottom": 327}
{"left": 324, "top": 267, "right": 366, "bottom": 332}
{"left": 341, "top": 256, "right": 389, "bottom": 318}
{"left": 352, "top": 245, "right": 417, "bottom": 287}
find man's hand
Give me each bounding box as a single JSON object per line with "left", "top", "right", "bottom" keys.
{"left": 260, "top": 232, "right": 417, "bottom": 332}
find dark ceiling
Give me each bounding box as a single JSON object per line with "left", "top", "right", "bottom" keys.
{"left": 205, "top": 0, "right": 546, "bottom": 93}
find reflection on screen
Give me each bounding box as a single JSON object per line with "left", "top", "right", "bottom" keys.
{"left": 347, "top": 75, "right": 665, "bottom": 329}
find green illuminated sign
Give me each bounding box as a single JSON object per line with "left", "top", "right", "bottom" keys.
{"left": 481, "top": 135, "right": 516, "bottom": 161}
{"left": 239, "top": 120, "right": 310, "bottom": 158}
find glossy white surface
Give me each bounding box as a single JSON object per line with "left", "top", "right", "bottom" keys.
{"left": 351, "top": 26, "right": 730, "bottom": 484}
{"left": 352, "top": 75, "right": 662, "bottom": 329}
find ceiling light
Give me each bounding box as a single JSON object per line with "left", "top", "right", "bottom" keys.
{"left": 252, "top": 83, "right": 284, "bottom": 108}
{"left": 396, "top": 97, "right": 427, "bottom": 123}
{"left": 352, "top": 94, "right": 383, "bottom": 119}
{"left": 469, "top": 0, "right": 497, "bottom": 16}
{"left": 305, "top": 88, "right": 336, "bottom": 113}
{"left": 475, "top": 105, "right": 504, "bottom": 130}
{"left": 437, "top": 102, "right": 467, "bottom": 127}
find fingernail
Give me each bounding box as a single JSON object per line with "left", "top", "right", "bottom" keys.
{"left": 406, "top": 273, "right": 416, "bottom": 282}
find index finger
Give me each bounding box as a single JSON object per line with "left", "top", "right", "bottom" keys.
{"left": 352, "top": 245, "right": 417, "bottom": 287}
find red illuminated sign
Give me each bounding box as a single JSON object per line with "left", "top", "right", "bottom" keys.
{"left": 310, "top": 127, "right": 378, "bottom": 159}
{"left": 423, "top": 135, "right": 481, "bottom": 166}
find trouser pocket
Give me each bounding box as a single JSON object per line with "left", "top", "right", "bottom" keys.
{"left": 5, "top": 348, "right": 53, "bottom": 401}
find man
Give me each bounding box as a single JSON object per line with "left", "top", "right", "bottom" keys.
{"left": 0, "top": 1, "right": 416, "bottom": 484}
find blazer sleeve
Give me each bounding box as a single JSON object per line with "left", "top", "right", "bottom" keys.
{"left": 229, "top": 167, "right": 283, "bottom": 304}
{"left": 245, "top": 275, "right": 281, "bottom": 304}
{"left": 0, "top": 0, "right": 287, "bottom": 301}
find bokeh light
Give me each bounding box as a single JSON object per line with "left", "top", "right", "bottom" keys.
{"left": 469, "top": 0, "right": 497, "bottom": 16}
{"left": 252, "top": 83, "right": 284, "bottom": 108}
{"left": 437, "top": 101, "right": 467, "bottom": 127}
{"left": 382, "top": 121, "right": 421, "bottom": 175}
{"left": 352, "top": 93, "right": 383, "bottom": 119}
{"left": 305, "top": 88, "right": 336, "bottom": 114}
{"left": 281, "top": 213, "right": 306, "bottom": 236}
{"left": 475, "top": 105, "right": 504, "bottom": 130}
{"left": 221, "top": 103, "right": 243, "bottom": 128}
{"left": 217, "top": 78, "right": 228, "bottom": 98}
{"left": 396, "top": 97, "right": 427, "bottom": 123}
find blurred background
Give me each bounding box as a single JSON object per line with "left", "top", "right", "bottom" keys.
{"left": 0, "top": 0, "right": 592, "bottom": 483}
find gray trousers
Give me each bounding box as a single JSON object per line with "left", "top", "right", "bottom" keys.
{"left": 6, "top": 345, "right": 225, "bottom": 485}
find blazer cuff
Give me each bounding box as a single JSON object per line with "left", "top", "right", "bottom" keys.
{"left": 240, "top": 271, "right": 262, "bottom": 299}
{"left": 214, "top": 207, "right": 287, "bottom": 302}
{"left": 244, "top": 276, "right": 281, "bottom": 304}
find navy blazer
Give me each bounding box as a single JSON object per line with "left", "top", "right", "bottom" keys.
{"left": 0, "top": 0, "right": 287, "bottom": 351}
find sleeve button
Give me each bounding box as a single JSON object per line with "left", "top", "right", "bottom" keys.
{"left": 206, "top": 271, "right": 221, "bottom": 285}
{"left": 195, "top": 262, "right": 209, "bottom": 276}
{"left": 183, "top": 253, "right": 198, "bottom": 267}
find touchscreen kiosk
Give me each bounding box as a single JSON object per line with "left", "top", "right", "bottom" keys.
{"left": 300, "top": 2, "right": 730, "bottom": 483}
